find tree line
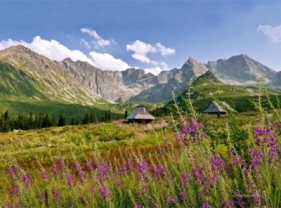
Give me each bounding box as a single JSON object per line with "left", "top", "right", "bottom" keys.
{"left": 0, "top": 109, "right": 115, "bottom": 132}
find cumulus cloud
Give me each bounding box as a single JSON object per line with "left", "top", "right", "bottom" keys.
{"left": 80, "top": 39, "right": 91, "bottom": 50}
{"left": 143, "top": 66, "right": 163, "bottom": 75}
{"left": 126, "top": 40, "right": 174, "bottom": 75}
{"left": 257, "top": 25, "right": 281, "bottom": 43}
{"left": 126, "top": 40, "right": 157, "bottom": 64}
{"left": 155, "top": 43, "right": 175, "bottom": 56}
{"left": 89, "top": 51, "right": 130, "bottom": 71}
{"left": 126, "top": 40, "right": 175, "bottom": 64}
{"left": 80, "top": 28, "right": 114, "bottom": 48}
{"left": 0, "top": 36, "right": 95, "bottom": 64}
{"left": 0, "top": 36, "right": 130, "bottom": 71}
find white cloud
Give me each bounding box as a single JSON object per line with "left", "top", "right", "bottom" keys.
{"left": 89, "top": 51, "right": 130, "bottom": 71}
{"left": 0, "top": 36, "right": 130, "bottom": 71}
{"left": 143, "top": 67, "right": 163, "bottom": 75}
{"left": 126, "top": 40, "right": 157, "bottom": 64}
{"left": 257, "top": 25, "right": 281, "bottom": 43}
{"left": 0, "top": 36, "right": 95, "bottom": 65}
{"left": 80, "top": 28, "right": 114, "bottom": 48}
{"left": 126, "top": 40, "right": 174, "bottom": 75}
{"left": 126, "top": 39, "right": 175, "bottom": 65}
{"left": 160, "top": 62, "right": 170, "bottom": 71}
{"left": 80, "top": 39, "right": 91, "bottom": 50}
{"left": 156, "top": 43, "right": 176, "bottom": 56}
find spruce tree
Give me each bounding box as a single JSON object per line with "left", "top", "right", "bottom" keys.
{"left": 58, "top": 114, "right": 66, "bottom": 126}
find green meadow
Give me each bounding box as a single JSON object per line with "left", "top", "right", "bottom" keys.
{"left": 1, "top": 96, "right": 281, "bottom": 207}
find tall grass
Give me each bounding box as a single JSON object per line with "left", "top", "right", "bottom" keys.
{"left": 1, "top": 93, "right": 281, "bottom": 207}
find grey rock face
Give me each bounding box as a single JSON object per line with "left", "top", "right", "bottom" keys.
{"left": 269, "top": 71, "right": 281, "bottom": 89}
{"left": 130, "top": 57, "right": 208, "bottom": 102}
{"left": 0, "top": 45, "right": 278, "bottom": 104}
{"left": 206, "top": 54, "right": 276, "bottom": 84}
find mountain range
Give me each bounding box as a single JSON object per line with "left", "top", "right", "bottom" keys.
{"left": 0, "top": 45, "right": 280, "bottom": 105}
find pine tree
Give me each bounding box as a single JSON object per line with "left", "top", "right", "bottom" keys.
{"left": 27, "top": 112, "right": 33, "bottom": 130}
{"left": 1, "top": 110, "right": 10, "bottom": 132}
{"left": 58, "top": 114, "right": 66, "bottom": 126}
{"left": 107, "top": 110, "right": 111, "bottom": 121}
{"left": 42, "top": 113, "right": 52, "bottom": 128}
{"left": 124, "top": 110, "right": 128, "bottom": 119}
{"left": 83, "top": 112, "right": 89, "bottom": 124}
{"left": 89, "top": 111, "right": 97, "bottom": 123}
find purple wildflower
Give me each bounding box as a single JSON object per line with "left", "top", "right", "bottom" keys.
{"left": 202, "top": 202, "right": 211, "bottom": 208}
{"left": 179, "top": 191, "right": 187, "bottom": 202}
{"left": 252, "top": 191, "right": 261, "bottom": 206}
{"left": 166, "top": 196, "right": 178, "bottom": 204}
{"left": 67, "top": 174, "right": 75, "bottom": 188}
{"left": 177, "top": 118, "right": 207, "bottom": 143}
{"left": 222, "top": 199, "right": 235, "bottom": 208}
{"left": 254, "top": 127, "right": 280, "bottom": 162}
{"left": 52, "top": 188, "right": 60, "bottom": 204}
{"left": 229, "top": 149, "right": 247, "bottom": 168}
{"left": 57, "top": 157, "right": 66, "bottom": 169}
{"left": 78, "top": 170, "right": 86, "bottom": 183}
{"left": 52, "top": 164, "right": 59, "bottom": 177}
{"left": 8, "top": 185, "right": 19, "bottom": 197}
{"left": 151, "top": 164, "right": 166, "bottom": 177}
{"left": 73, "top": 161, "right": 86, "bottom": 182}
{"left": 118, "top": 158, "right": 134, "bottom": 174}
{"left": 250, "top": 149, "right": 263, "bottom": 169}
{"left": 6, "top": 202, "right": 13, "bottom": 208}
{"left": 37, "top": 190, "right": 44, "bottom": 203}
{"left": 180, "top": 172, "right": 190, "bottom": 187}
{"left": 192, "top": 167, "right": 204, "bottom": 181}
{"left": 210, "top": 154, "right": 226, "bottom": 172}
{"left": 73, "top": 161, "right": 81, "bottom": 172}
{"left": 7, "top": 164, "right": 18, "bottom": 178}
{"left": 134, "top": 205, "right": 143, "bottom": 208}
{"left": 138, "top": 159, "right": 148, "bottom": 174}
{"left": 85, "top": 160, "right": 93, "bottom": 172}
{"left": 22, "top": 172, "right": 32, "bottom": 187}
{"left": 41, "top": 170, "right": 48, "bottom": 181}
{"left": 99, "top": 187, "right": 110, "bottom": 199}
{"left": 97, "top": 162, "right": 109, "bottom": 178}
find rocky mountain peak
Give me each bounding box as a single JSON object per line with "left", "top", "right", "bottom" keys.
{"left": 0, "top": 45, "right": 279, "bottom": 104}
{"left": 206, "top": 54, "right": 276, "bottom": 84}
{"left": 182, "top": 57, "right": 208, "bottom": 77}
{"left": 0, "top": 45, "right": 38, "bottom": 58}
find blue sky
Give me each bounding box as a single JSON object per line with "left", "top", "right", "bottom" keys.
{"left": 0, "top": 1, "right": 280, "bottom": 74}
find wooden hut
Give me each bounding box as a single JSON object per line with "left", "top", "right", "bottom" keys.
{"left": 127, "top": 106, "right": 155, "bottom": 124}
{"left": 203, "top": 101, "right": 234, "bottom": 118}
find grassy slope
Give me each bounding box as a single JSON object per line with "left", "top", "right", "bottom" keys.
{"left": 0, "top": 62, "right": 126, "bottom": 118}
{"left": 156, "top": 72, "right": 281, "bottom": 115}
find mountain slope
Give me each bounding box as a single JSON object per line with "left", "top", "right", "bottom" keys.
{"left": 129, "top": 57, "right": 208, "bottom": 103}
{"left": 153, "top": 71, "right": 280, "bottom": 115}
{"left": 0, "top": 45, "right": 280, "bottom": 106}
{"left": 59, "top": 59, "right": 158, "bottom": 102}
{"left": 206, "top": 54, "right": 276, "bottom": 84}
{"left": 0, "top": 45, "right": 100, "bottom": 105}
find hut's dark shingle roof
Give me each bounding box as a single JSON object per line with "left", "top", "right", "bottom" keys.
{"left": 127, "top": 106, "right": 155, "bottom": 120}
{"left": 203, "top": 101, "right": 234, "bottom": 113}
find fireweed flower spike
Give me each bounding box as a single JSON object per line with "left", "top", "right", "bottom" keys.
{"left": 22, "top": 172, "right": 32, "bottom": 187}
{"left": 166, "top": 196, "right": 178, "bottom": 204}
{"left": 52, "top": 188, "right": 60, "bottom": 204}
{"left": 99, "top": 187, "right": 111, "bottom": 199}
{"left": 137, "top": 159, "right": 148, "bottom": 174}
{"left": 41, "top": 169, "right": 48, "bottom": 181}
{"left": 8, "top": 164, "right": 18, "bottom": 178}
{"left": 177, "top": 118, "right": 207, "bottom": 144}
{"left": 254, "top": 127, "right": 280, "bottom": 162}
